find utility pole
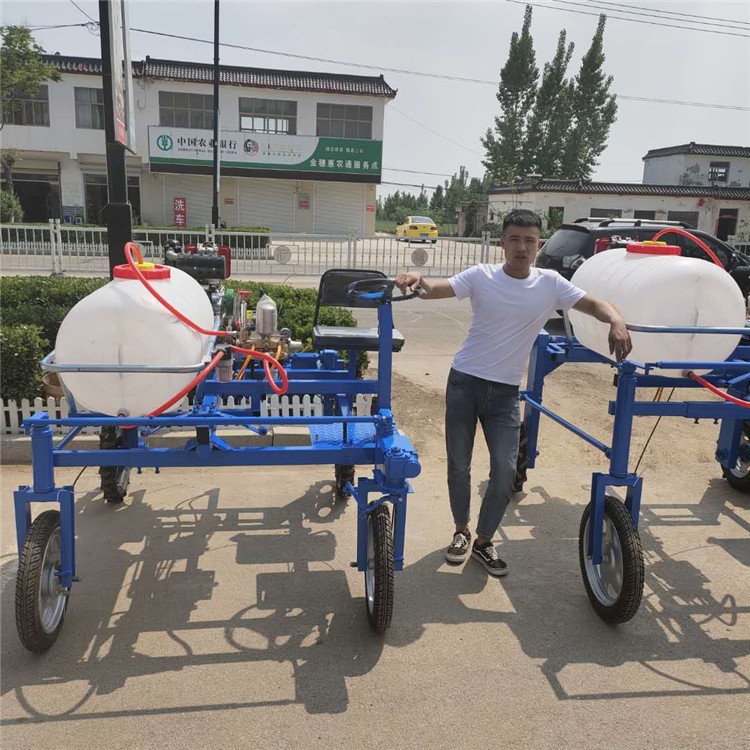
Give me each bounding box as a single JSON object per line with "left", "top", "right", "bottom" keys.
{"left": 211, "top": 0, "right": 221, "bottom": 229}
{"left": 99, "top": 0, "right": 132, "bottom": 276}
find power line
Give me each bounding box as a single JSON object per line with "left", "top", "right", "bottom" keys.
{"left": 28, "top": 23, "right": 90, "bottom": 30}
{"left": 68, "top": 0, "right": 96, "bottom": 23}
{"left": 504, "top": 0, "right": 750, "bottom": 39}
{"left": 389, "top": 106, "right": 484, "bottom": 157}
{"left": 553, "top": 0, "right": 750, "bottom": 32}
{"left": 383, "top": 167, "right": 454, "bottom": 177}
{"left": 382, "top": 181, "right": 439, "bottom": 191}
{"left": 574, "top": 0, "right": 750, "bottom": 28}
{"left": 29, "top": 22, "right": 750, "bottom": 112}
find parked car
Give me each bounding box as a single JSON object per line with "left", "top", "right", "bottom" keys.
{"left": 536, "top": 218, "right": 750, "bottom": 299}
{"left": 396, "top": 216, "right": 438, "bottom": 243}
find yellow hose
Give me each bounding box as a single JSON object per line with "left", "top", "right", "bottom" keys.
{"left": 236, "top": 346, "right": 255, "bottom": 380}
{"left": 275, "top": 345, "right": 282, "bottom": 361}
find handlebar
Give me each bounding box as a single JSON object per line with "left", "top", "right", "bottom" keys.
{"left": 346, "top": 278, "right": 424, "bottom": 303}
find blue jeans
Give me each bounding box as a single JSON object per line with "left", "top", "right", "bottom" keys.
{"left": 445, "top": 368, "right": 520, "bottom": 540}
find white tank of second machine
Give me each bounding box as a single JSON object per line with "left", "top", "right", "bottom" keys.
{"left": 568, "top": 243, "right": 746, "bottom": 367}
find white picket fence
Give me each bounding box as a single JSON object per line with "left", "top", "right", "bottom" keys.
{"left": 1, "top": 394, "right": 373, "bottom": 436}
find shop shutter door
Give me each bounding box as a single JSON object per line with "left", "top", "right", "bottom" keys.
{"left": 238, "top": 179, "right": 295, "bottom": 232}
{"left": 314, "top": 182, "right": 364, "bottom": 234}
{"left": 164, "top": 175, "right": 213, "bottom": 227}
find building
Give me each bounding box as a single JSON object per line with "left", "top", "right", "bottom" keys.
{"left": 642, "top": 143, "right": 750, "bottom": 188}
{"left": 1, "top": 54, "right": 397, "bottom": 234}
{"left": 488, "top": 179, "right": 750, "bottom": 241}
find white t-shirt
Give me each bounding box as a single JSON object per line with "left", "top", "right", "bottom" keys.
{"left": 449, "top": 264, "right": 586, "bottom": 386}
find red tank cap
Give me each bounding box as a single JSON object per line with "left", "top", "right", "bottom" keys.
{"left": 626, "top": 241, "right": 681, "bottom": 256}
{"left": 113, "top": 262, "right": 171, "bottom": 280}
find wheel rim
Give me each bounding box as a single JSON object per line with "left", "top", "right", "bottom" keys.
{"left": 730, "top": 431, "right": 750, "bottom": 478}
{"left": 365, "top": 515, "right": 375, "bottom": 613}
{"left": 38, "top": 527, "right": 66, "bottom": 634}
{"left": 583, "top": 514, "right": 624, "bottom": 607}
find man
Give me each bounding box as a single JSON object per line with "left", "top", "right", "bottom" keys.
{"left": 395, "top": 209, "right": 632, "bottom": 577}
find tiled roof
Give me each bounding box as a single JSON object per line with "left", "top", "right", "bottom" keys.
{"left": 643, "top": 143, "right": 750, "bottom": 159}
{"left": 488, "top": 179, "right": 750, "bottom": 200}
{"left": 43, "top": 54, "right": 397, "bottom": 98}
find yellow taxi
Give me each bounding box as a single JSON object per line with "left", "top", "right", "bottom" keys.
{"left": 396, "top": 215, "right": 438, "bottom": 243}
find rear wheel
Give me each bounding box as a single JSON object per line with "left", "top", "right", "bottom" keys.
{"left": 364, "top": 504, "right": 394, "bottom": 633}
{"left": 722, "top": 421, "right": 750, "bottom": 492}
{"left": 16, "top": 510, "right": 69, "bottom": 652}
{"left": 99, "top": 427, "right": 130, "bottom": 503}
{"left": 579, "top": 495, "right": 644, "bottom": 624}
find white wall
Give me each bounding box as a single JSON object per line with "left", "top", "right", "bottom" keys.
{"left": 643, "top": 153, "right": 750, "bottom": 187}
{"left": 488, "top": 190, "right": 750, "bottom": 235}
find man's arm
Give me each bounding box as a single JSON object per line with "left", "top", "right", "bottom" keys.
{"left": 395, "top": 272, "right": 456, "bottom": 300}
{"left": 573, "top": 294, "right": 633, "bottom": 362}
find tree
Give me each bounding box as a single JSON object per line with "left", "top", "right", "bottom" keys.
{"left": 1, "top": 148, "right": 18, "bottom": 193}
{"left": 0, "top": 189, "right": 23, "bottom": 222}
{"left": 429, "top": 184, "right": 444, "bottom": 215}
{"left": 481, "top": 5, "right": 539, "bottom": 183}
{"left": 524, "top": 30, "right": 575, "bottom": 178}
{"left": 561, "top": 15, "right": 617, "bottom": 180}
{"left": 1, "top": 26, "right": 61, "bottom": 126}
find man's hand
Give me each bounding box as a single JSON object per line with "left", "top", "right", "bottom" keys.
{"left": 608, "top": 319, "right": 632, "bottom": 362}
{"left": 395, "top": 272, "right": 422, "bottom": 296}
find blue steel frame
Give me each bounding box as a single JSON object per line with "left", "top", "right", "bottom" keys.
{"left": 521, "top": 331, "right": 750, "bottom": 568}
{"left": 14, "top": 300, "right": 421, "bottom": 595}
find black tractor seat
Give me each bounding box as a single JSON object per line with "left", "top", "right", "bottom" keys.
{"left": 312, "top": 269, "right": 406, "bottom": 353}
{"left": 313, "top": 324, "right": 405, "bottom": 352}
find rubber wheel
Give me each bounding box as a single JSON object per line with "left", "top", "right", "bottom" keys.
{"left": 99, "top": 427, "right": 130, "bottom": 503}
{"left": 364, "top": 504, "right": 394, "bottom": 633}
{"left": 579, "top": 495, "right": 644, "bottom": 624}
{"left": 335, "top": 464, "right": 355, "bottom": 499}
{"left": 16, "top": 510, "right": 69, "bottom": 652}
{"left": 722, "top": 420, "right": 750, "bottom": 492}
{"left": 513, "top": 423, "right": 528, "bottom": 493}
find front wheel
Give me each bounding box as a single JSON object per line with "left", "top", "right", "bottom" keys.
{"left": 16, "top": 510, "right": 69, "bottom": 652}
{"left": 579, "top": 495, "right": 644, "bottom": 624}
{"left": 364, "top": 504, "right": 394, "bottom": 633}
{"left": 722, "top": 420, "right": 750, "bottom": 492}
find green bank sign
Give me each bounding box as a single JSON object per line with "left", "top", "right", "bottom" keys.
{"left": 149, "top": 127, "right": 382, "bottom": 177}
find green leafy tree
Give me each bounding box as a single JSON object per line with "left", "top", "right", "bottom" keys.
{"left": 481, "top": 5, "right": 539, "bottom": 182}
{"left": 561, "top": 15, "right": 618, "bottom": 180}
{"left": 524, "top": 30, "right": 575, "bottom": 178}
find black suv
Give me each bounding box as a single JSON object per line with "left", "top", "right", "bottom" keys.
{"left": 536, "top": 219, "right": 750, "bottom": 299}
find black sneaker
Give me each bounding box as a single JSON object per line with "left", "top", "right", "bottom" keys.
{"left": 446, "top": 530, "right": 471, "bottom": 563}
{"left": 472, "top": 541, "right": 508, "bottom": 577}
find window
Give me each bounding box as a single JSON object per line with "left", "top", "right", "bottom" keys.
{"left": 159, "top": 91, "right": 214, "bottom": 129}
{"left": 84, "top": 174, "right": 141, "bottom": 224}
{"left": 708, "top": 161, "right": 730, "bottom": 183}
{"left": 2, "top": 84, "right": 50, "bottom": 126}
{"left": 316, "top": 103, "right": 372, "bottom": 139}
{"left": 634, "top": 210, "right": 656, "bottom": 220}
{"left": 590, "top": 208, "right": 622, "bottom": 218}
{"left": 239, "top": 98, "right": 297, "bottom": 134}
{"left": 74, "top": 87, "right": 104, "bottom": 129}
{"left": 667, "top": 211, "right": 699, "bottom": 228}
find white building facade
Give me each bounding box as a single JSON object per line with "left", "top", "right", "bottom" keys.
{"left": 642, "top": 143, "right": 750, "bottom": 188}
{"left": 488, "top": 179, "right": 750, "bottom": 242}
{"left": 1, "top": 55, "right": 397, "bottom": 234}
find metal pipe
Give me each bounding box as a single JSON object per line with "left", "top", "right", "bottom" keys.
{"left": 521, "top": 394, "right": 611, "bottom": 456}
{"left": 627, "top": 323, "right": 750, "bottom": 335}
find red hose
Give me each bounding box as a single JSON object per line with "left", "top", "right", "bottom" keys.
{"left": 148, "top": 351, "right": 224, "bottom": 416}
{"left": 230, "top": 345, "right": 289, "bottom": 395}
{"left": 687, "top": 371, "right": 750, "bottom": 409}
{"left": 123, "top": 242, "right": 288, "bottom": 396}
{"left": 652, "top": 228, "right": 724, "bottom": 269}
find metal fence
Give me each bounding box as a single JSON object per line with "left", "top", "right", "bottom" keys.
{"left": 0, "top": 221, "right": 503, "bottom": 278}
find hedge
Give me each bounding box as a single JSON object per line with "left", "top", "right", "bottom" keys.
{"left": 0, "top": 324, "right": 48, "bottom": 402}
{"left": 0, "top": 275, "right": 365, "bottom": 401}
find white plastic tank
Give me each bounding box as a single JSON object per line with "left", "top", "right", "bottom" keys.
{"left": 55, "top": 262, "right": 215, "bottom": 416}
{"left": 568, "top": 242, "right": 746, "bottom": 367}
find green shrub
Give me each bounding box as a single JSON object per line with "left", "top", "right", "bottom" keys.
{"left": 0, "top": 324, "right": 47, "bottom": 402}
{"left": 0, "top": 190, "right": 23, "bottom": 222}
